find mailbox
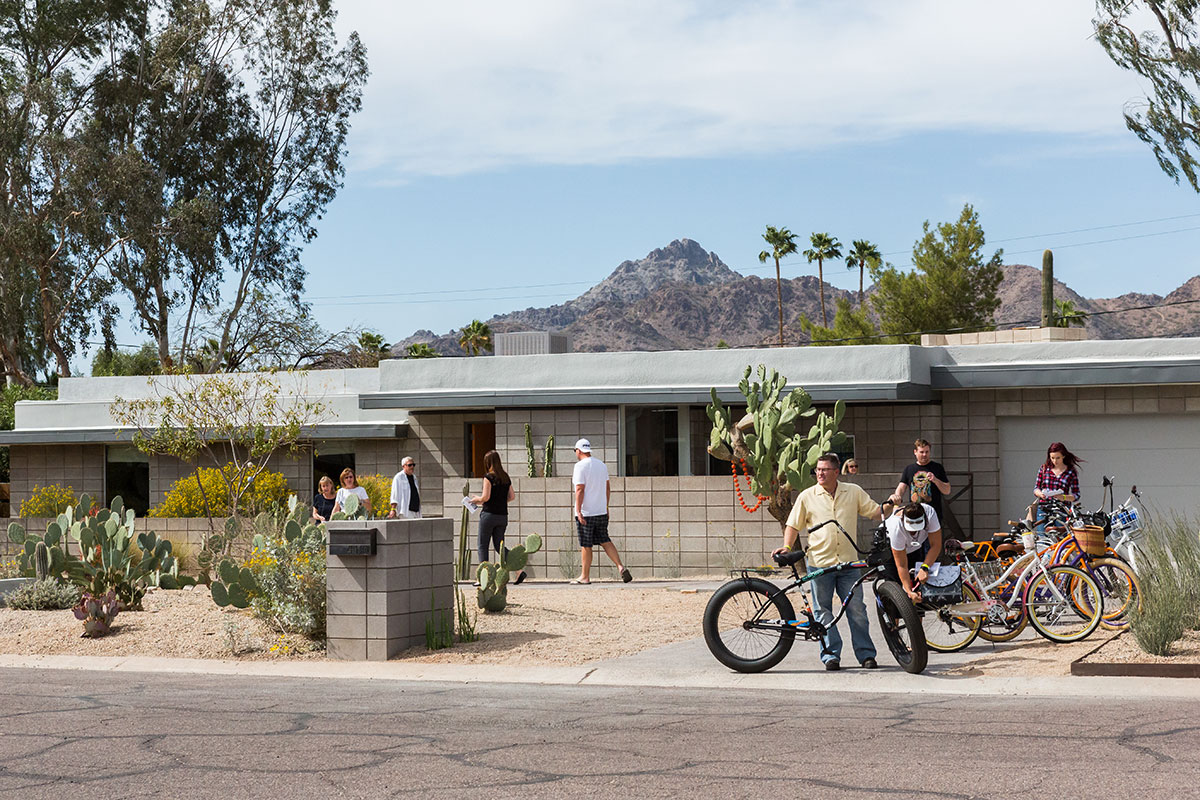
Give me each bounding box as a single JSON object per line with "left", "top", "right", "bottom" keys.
{"left": 328, "top": 528, "right": 377, "bottom": 556}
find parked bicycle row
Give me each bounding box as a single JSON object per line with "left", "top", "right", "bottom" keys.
{"left": 702, "top": 448, "right": 1148, "bottom": 675}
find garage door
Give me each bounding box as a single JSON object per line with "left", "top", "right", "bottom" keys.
{"left": 999, "top": 414, "right": 1200, "bottom": 527}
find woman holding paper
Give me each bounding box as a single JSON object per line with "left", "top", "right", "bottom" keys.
{"left": 469, "top": 450, "right": 522, "bottom": 583}
{"left": 1031, "top": 442, "right": 1083, "bottom": 530}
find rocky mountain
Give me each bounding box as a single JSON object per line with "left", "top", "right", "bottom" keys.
{"left": 393, "top": 241, "right": 1200, "bottom": 355}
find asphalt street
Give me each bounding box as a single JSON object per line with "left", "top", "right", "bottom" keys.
{"left": 1, "top": 667, "right": 1197, "bottom": 799}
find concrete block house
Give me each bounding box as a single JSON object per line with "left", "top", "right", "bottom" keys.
{"left": 4, "top": 329, "right": 1200, "bottom": 575}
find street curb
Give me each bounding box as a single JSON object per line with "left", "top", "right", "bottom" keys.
{"left": 4, "top": 652, "right": 1200, "bottom": 698}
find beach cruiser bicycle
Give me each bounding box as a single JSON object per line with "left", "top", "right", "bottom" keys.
{"left": 703, "top": 518, "right": 928, "bottom": 674}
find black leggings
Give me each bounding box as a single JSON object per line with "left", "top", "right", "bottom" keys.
{"left": 478, "top": 511, "right": 508, "bottom": 565}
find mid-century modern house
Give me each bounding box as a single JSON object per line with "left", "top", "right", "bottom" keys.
{"left": 4, "top": 328, "right": 1199, "bottom": 575}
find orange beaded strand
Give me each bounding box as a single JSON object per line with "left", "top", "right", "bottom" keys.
{"left": 731, "top": 458, "right": 768, "bottom": 513}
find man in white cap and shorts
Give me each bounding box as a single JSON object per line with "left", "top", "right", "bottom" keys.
{"left": 571, "top": 438, "right": 632, "bottom": 584}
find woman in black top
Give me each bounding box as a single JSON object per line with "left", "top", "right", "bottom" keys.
{"left": 469, "top": 450, "right": 521, "bottom": 583}
{"left": 312, "top": 475, "right": 337, "bottom": 522}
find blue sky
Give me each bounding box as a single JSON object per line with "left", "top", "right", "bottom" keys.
{"left": 107, "top": 1, "right": 1200, "bottom": 352}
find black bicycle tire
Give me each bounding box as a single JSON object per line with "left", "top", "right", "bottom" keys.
{"left": 702, "top": 577, "right": 797, "bottom": 673}
{"left": 874, "top": 581, "right": 928, "bottom": 674}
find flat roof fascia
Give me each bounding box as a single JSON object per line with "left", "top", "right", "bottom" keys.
{"left": 361, "top": 381, "right": 931, "bottom": 410}
{"left": 0, "top": 422, "right": 408, "bottom": 446}
{"left": 932, "top": 359, "right": 1200, "bottom": 389}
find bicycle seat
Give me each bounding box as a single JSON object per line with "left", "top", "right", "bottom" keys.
{"left": 943, "top": 538, "right": 964, "bottom": 552}
{"left": 773, "top": 550, "right": 806, "bottom": 568}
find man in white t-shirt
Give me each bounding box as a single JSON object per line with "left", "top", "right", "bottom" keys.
{"left": 884, "top": 503, "right": 943, "bottom": 602}
{"left": 570, "top": 438, "right": 632, "bottom": 585}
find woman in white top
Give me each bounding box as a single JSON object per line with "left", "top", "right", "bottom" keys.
{"left": 333, "top": 467, "right": 372, "bottom": 516}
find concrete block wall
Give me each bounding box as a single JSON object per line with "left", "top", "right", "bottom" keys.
{"left": 443, "top": 474, "right": 896, "bottom": 577}
{"left": 405, "top": 411, "right": 496, "bottom": 514}
{"left": 8, "top": 445, "right": 105, "bottom": 513}
{"left": 325, "top": 518, "right": 455, "bottom": 661}
{"left": 495, "top": 408, "right": 619, "bottom": 479}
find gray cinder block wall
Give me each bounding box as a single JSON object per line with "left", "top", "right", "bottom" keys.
{"left": 325, "top": 517, "right": 454, "bottom": 661}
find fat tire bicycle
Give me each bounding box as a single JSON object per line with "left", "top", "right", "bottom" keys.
{"left": 702, "top": 518, "right": 928, "bottom": 674}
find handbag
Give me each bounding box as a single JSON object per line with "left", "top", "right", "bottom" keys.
{"left": 919, "top": 564, "right": 962, "bottom": 606}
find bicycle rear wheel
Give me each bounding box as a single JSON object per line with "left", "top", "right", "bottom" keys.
{"left": 1026, "top": 565, "right": 1103, "bottom": 643}
{"left": 703, "top": 577, "right": 796, "bottom": 673}
{"left": 921, "top": 582, "right": 983, "bottom": 653}
{"left": 874, "top": 581, "right": 928, "bottom": 674}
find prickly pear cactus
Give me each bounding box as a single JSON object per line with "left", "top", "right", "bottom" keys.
{"left": 73, "top": 588, "right": 121, "bottom": 637}
{"left": 707, "top": 365, "right": 847, "bottom": 529}
{"left": 476, "top": 533, "right": 542, "bottom": 613}
{"left": 210, "top": 557, "right": 259, "bottom": 609}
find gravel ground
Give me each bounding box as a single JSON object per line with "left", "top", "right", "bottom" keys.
{"left": 0, "top": 583, "right": 710, "bottom": 665}
{"left": 2, "top": 583, "right": 1197, "bottom": 672}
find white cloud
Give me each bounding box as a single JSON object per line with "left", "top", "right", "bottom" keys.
{"left": 334, "top": 0, "right": 1145, "bottom": 179}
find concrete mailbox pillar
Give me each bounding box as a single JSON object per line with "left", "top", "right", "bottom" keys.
{"left": 325, "top": 517, "right": 455, "bottom": 661}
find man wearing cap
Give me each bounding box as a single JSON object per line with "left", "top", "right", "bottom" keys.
{"left": 772, "top": 452, "right": 888, "bottom": 671}
{"left": 388, "top": 456, "right": 421, "bottom": 519}
{"left": 884, "top": 502, "right": 943, "bottom": 603}
{"left": 571, "top": 438, "right": 632, "bottom": 584}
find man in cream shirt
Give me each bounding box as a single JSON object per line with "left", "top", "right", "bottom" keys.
{"left": 773, "top": 453, "right": 889, "bottom": 671}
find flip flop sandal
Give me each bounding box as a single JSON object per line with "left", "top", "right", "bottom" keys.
{"left": 569, "top": 578, "right": 591, "bottom": 585}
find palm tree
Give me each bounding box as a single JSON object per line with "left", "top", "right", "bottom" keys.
{"left": 405, "top": 342, "right": 440, "bottom": 359}
{"left": 803, "top": 232, "right": 842, "bottom": 328}
{"left": 758, "top": 226, "right": 799, "bottom": 346}
{"left": 844, "top": 239, "right": 880, "bottom": 308}
{"left": 1053, "top": 299, "right": 1088, "bottom": 328}
{"left": 458, "top": 320, "right": 493, "bottom": 356}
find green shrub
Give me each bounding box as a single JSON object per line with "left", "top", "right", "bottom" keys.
{"left": 19, "top": 484, "right": 82, "bottom": 518}
{"left": 150, "top": 465, "right": 289, "bottom": 518}
{"left": 242, "top": 519, "right": 327, "bottom": 638}
{"left": 1127, "top": 518, "right": 1200, "bottom": 655}
{"left": 357, "top": 473, "right": 390, "bottom": 518}
{"left": 4, "top": 579, "right": 81, "bottom": 610}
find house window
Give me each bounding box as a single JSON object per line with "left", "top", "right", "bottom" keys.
{"left": 624, "top": 407, "right": 679, "bottom": 476}
{"left": 106, "top": 445, "right": 149, "bottom": 516}
{"left": 313, "top": 442, "right": 355, "bottom": 495}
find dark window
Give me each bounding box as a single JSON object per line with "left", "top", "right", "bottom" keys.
{"left": 106, "top": 445, "right": 149, "bottom": 515}
{"left": 624, "top": 407, "right": 679, "bottom": 476}
{"left": 313, "top": 442, "right": 355, "bottom": 495}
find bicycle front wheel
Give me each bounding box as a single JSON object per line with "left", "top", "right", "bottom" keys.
{"left": 1083, "top": 557, "right": 1142, "bottom": 630}
{"left": 702, "top": 577, "right": 796, "bottom": 673}
{"left": 1025, "top": 565, "right": 1103, "bottom": 643}
{"left": 922, "top": 582, "right": 983, "bottom": 653}
{"left": 875, "top": 582, "right": 928, "bottom": 674}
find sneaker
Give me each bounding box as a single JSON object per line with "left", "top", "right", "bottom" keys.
{"left": 861, "top": 658, "right": 878, "bottom": 670}
{"left": 825, "top": 659, "right": 841, "bottom": 671}
{"left": 620, "top": 567, "right": 633, "bottom": 583}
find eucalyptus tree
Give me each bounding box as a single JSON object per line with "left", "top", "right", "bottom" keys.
{"left": 844, "top": 239, "right": 880, "bottom": 307}
{"left": 803, "top": 232, "right": 842, "bottom": 327}
{"left": 757, "top": 225, "right": 799, "bottom": 347}
{"left": 0, "top": 0, "right": 141, "bottom": 382}
{"left": 1095, "top": 2, "right": 1200, "bottom": 193}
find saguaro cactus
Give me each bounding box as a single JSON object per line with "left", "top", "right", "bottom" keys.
{"left": 543, "top": 434, "right": 555, "bottom": 478}
{"left": 1041, "top": 249, "right": 1054, "bottom": 327}
{"left": 707, "top": 365, "right": 847, "bottom": 530}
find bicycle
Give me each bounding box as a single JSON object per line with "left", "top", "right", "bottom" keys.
{"left": 702, "top": 518, "right": 928, "bottom": 674}
{"left": 936, "top": 529, "right": 1106, "bottom": 645}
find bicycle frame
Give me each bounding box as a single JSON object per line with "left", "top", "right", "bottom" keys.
{"left": 954, "top": 546, "right": 1069, "bottom": 624}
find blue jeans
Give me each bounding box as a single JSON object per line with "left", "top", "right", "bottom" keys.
{"left": 809, "top": 567, "right": 876, "bottom": 664}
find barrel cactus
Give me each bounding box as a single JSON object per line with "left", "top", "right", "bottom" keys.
{"left": 477, "top": 533, "right": 542, "bottom": 613}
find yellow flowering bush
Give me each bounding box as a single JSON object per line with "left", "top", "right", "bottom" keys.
{"left": 19, "top": 484, "right": 81, "bottom": 518}
{"left": 243, "top": 525, "right": 326, "bottom": 638}
{"left": 357, "top": 473, "right": 391, "bottom": 518}
{"left": 150, "top": 465, "right": 289, "bottom": 518}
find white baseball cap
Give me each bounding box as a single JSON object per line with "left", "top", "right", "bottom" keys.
{"left": 573, "top": 438, "right": 592, "bottom": 453}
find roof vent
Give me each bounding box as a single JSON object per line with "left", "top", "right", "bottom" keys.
{"left": 494, "top": 331, "right": 572, "bottom": 356}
